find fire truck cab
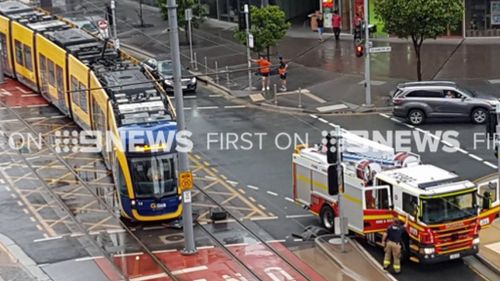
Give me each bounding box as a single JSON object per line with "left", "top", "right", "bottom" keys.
{"left": 292, "top": 130, "right": 500, "bottom": 264}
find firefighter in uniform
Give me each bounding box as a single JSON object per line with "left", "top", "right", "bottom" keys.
{"left": 382, "top": 217, "right": 406, "bottom": 273}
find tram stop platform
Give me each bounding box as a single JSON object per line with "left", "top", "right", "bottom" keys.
{"left": 315, "top": 235, "right": 395, "bottom": 281}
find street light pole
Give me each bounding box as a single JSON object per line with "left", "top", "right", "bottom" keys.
{"left": 363, "top": 0, "right": 372, "bottom": 106}
{"left": 111, "top": 0, "right": 119, "bottom": 49}
{"left": 186, "top": 9, "right": 194, "bottom": 68}
{"left": 167, "top": 0, "right": 196, "bottom": 255}
{"left": 244, "top": 4, "right": 252, "bottom": 90}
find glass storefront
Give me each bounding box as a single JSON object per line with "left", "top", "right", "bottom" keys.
{"left": 466, "top": 0, "right": 500, "bottom": 36}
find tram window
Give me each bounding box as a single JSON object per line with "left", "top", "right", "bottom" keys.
{"left": 70, "top": 76, "right": 79, "bottom": 106}
{"left": 79, "top": 82, "right": 87, "bottom": 113}
{"left": 23, "top": 45, "right": 32, "bottom": 71}
{"left": 56, "top": 65, "right": 63, "bottom": 90}
{"left": 39, "top": 55, "right": 46, "bottom": 81}
{"left": 47, "top": 60, "right": 55, "bottom": 86}
{"left": 14, "top": 40, "right": 23, "bottom": 66}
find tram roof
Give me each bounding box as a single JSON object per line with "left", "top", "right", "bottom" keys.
{"left": 0, "top": 1, "right": 32, "bottom": 15}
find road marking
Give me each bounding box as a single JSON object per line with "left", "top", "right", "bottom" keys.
{"left": 483, "top": 161, "right": 498, "bottom": 169}
{"left": 113, "top": 252, "right": 144, "bottom": 258}
{"left": 209, "top": 94, "right": 223, "bottom": 98}
{"left": 284, "top": 197, "right": 295, "bottom": 203}
{"left": 204, "top": 175, "right": 216, "bottom": 181}
{"left": 30, "top": 217, "right": 36, "bottom": 222}
{"left": 226, "top": 180, "right": 238, "bottom": 186}
{"left": 151, "top": 249, "right": 177, "bottom": 254}
{"left": 184, "top": 107, "right": 192, "bottom": 110}
{"left": 238, "top": 188, "right": 246, "bottom": 194}
{"left": 488, "top": 79, "right": 500, "bottom": 84}
{"left": 10, "top": 193, "right": 16, "bottom": 199}
{"left": 406, "top": 124, "right": 415, "bottom": 129}
{"left": 441, "top": 140, "right": 453, "bottom": 147}
{"left": 17, "top": 200, "right": 23, "bottom": 206}
{"left": 224, "top": 105, "right": 247, "bottom": 109}
{"left": 469, "top": 154, "right": 483, "bottom": 161}
{"left": 294, "top": 238, "right": 304, "bottom": 242}
{"left": 318, "top": 118, "right": 328, "bottom": 124}
{"left": 211, "top": 167, "right": 218, "bottom": 173}
{"left": 266, "top": 191, "right": 278, "bottom": 196}
{"left": 33, "top": 236, "right": 63, "bottom": 243}
{"left": 249, "top": 216, "right": 278, "bottom": 221}
{"left": 220, "top": 174, "right": 228, "bottom": 180}
{"left": 265, "top": 239, "right": 286, "bottom": 243}
{"left": 226, "top": 243, "right": 249, "bottom": 247}
{"left": 26, "top": 104, "right": 48, "bottom": 108}
{"left": 249, "top": 197, "right": 256, "bottom": 203}
{"left": 23, "top": 208, "right": 29, "bottom": 214}
{"left": 36, "top": 225, "right": 43, "bottom": 231}
{"left": 4, "top": 186, "right": 10, "bottom": 192}
{"left": 197, "top": 106, "right": 219, "bottom": 110}
{"left": 303, "top": 91, "right": 327, "bottom": 103}
{"left": 75, "top": 256, "right": 102, "bottom": 262}
{"left": 317, "top": 104, "right": 348, "bottom": 112}
{"left": 247, "top": 185, "right": 259, "bottom": 190}
{"left": 258, "top": 204, "right": 267, "bottom": 210}
{"left": 309, "top": 114, "right": 318, "bottom": 119}
{"left": 285, "top": 214, "right": 314, "bottom": 219}
{"left": 196, "top": 246, "right": 215, "bottom": 250}
{"left": 455, "top": 147, "right": 468, "bottom": 154}
{"left": 379, "top": 113, "right": 390, "bottom": 118}
{"left": 390, "top": 117, "right": 402, "bottom": 123}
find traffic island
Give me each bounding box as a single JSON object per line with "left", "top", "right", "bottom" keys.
{"left": 315, "top": 234, "right": 396, "bottom": 281}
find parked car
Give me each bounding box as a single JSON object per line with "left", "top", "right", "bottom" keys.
{"left": 392, "top": 81, "right": 499, "bottom": 125}
{"left": 141, "top": 58, "right": 197, "bottom": 93}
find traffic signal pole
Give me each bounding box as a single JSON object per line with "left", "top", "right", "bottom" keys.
{"left": 244, "top": 4, "right": 253, "bottom": 90}
{"left": 111, "top": 0, "right": 119, "bottom": 49}
{"left": 364, "top": 0, "right": 372, "bottom": 106}
{"left": 167, "top": 0, "right": 196, "bottom": 255}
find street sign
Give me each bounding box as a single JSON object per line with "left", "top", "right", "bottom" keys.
{"left": 98, "top": 20, "right": 108, "bottom": 30}
{"left": 185, "top": 8, "right": 193, "bottom": 21}
{"left": 179, "top": 171, "right": 193, "bottom": 191}
{"left": 248, "top": 34, "right": 254, "bottom": 49}
{"left": 369, "top": 46, "right": 392, "bottom": 54}
{"left": 183, "top": 190, "right": 192, "bottom": 203}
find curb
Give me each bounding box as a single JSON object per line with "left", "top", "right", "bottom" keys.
{"left": 0, "top": 233, "right": 51, "bottom": 281}
{"left": 475, "top": 253, "right": 500, "bottom": 276}
{"left": 351, "top": 239, "right": 398, "bottom": 281}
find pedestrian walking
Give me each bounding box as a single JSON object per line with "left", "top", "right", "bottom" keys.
{"left": 332, "top": 10, "right": 342, "bottom": 41}
{"left": 317, "top": 13, "right": 324, "bottom": 41}
{"left": 278, "top": 56, "right": 288, "bottom": 92}
{"left": 382, "top": 217, "right": 407, "bottom": 274}
{"left": 250, "top": 56, "right": 271, "bottom": 92}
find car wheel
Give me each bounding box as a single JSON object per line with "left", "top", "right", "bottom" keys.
{"left": 320, "top": 205, "right": 335, "bottom": 232}
{"left": 407, "top": 109, "right": 425, "bottom": 125}
{"left": 471, "top": 108, "right": 487, "bottom": 124}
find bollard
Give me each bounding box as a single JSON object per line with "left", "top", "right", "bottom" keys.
{"left": 298, "top": 87, "right": 303, "bottom": 108}
{"left": 274, "top": 84, "right": 278, "bottom": 105}
{"left": 194, "top": 52, "right": 198, "bottom": 71}
{"left": 215, "top": 61, "right": 219, "bottom": 84}
{"left": 204, "top": 56, "right": 208, "bottom": 75}
{"left": 225, "top": 66, "right": 230, "bottom": 86}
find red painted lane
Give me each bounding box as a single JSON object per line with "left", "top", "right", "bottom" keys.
{"left": 0, "top": 78, "right": 47, "bottom": 107}
{"left": 94, "top": 243, "right": 327, "bottom": 281}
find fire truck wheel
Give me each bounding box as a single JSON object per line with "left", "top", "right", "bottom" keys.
{"left": 320, "top": 205, "right": 335, "bottom": 232}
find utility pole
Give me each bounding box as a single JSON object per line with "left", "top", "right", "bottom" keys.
{"left": 363, "top": 0, "right": 372, "bottom": 106}
{"left": 244, "top": 4, "right": 253, "bottom": 90}
{"left": 186, "top": 9, "right": 194, "bottom": 68}
{"left": 111, "top": 0, "right": 119, "bottom": 49}
{"left": 167, "top": 0, "right": 196, "bottom": 255}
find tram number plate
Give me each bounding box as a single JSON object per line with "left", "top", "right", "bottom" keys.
{"left": 450, "top": 253, "right": 460, "bottom": 260}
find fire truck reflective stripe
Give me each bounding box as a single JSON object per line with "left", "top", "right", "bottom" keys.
{"left": 397, "top": 215, "right": 424, "bottom": 231}
{"left": 439, "top": 246, "right": 471, "bottom": 255}
{"left": 363, "top": 214, "right": 394, "bottom": 220}
{"left": 479, "top": 205, "right": 500, "bottom": 218}
{"left": 296, "top": 174, "right": 328, "bottom": 191}
{"left": 343, "top": 193, "right": 362, "bottom": 205}
{"left": 410, "top": 244, "right": 419, "bottom": 251}
{"left": 419, "top": 188, "right": 476, "bottom": 199}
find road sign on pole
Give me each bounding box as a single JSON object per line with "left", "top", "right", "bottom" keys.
{"left": 179, "top": 171, "right": 193, "bottom": 191}
{"left": 369, "top": 46, "right": 392, "bottom": 53}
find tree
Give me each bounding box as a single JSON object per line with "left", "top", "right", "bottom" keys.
{"left": 374, "top": 0, "right": 463, "bottom": 81}
{"left": 234, "top": 5, "right": 290, "bottom": 59}
{"left": 158, "top": 0, "right": 208, "bottom": 41}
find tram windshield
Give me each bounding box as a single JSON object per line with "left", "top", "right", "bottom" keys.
{"left": 130, "top": 155, "right": 177, "bottom": 198}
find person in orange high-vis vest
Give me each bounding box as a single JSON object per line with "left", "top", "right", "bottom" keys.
{"left": 250, "top": 56, "right": 271, "bottom": 92}
{"left": 278, "top": 56, "right": 288, "bottom": 92}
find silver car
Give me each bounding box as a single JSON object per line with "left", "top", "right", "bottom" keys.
{"left": 392, "top": 81, "right": 499, "bottom": 125}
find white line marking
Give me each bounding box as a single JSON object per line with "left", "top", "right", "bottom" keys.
{"left": 249, "top": 216, "right": 279, "bottom": 221}
{"left": 209, "top": 94, "right": 223, "bottom": 98}
{"left": 17, "top": 200, "right": 23, "bottom": 206}
{"left": 226, "top": 180, "right": 238, "bottom": 186}
{"left": 328, "top": 123, "right": 337, "bottom": 128}
{"left": 224, "top": 105, "right": 247, "bottom": 109}
{"left": 303, "top": 91, "right": 327, "bottom": 103}
{"left": 106, "top": 229, "right": 125, "bottom": 234}
{"left": 309, "top": 114, "right": 318, "bottom": 119}
{"left": 196, "top": 246, "right": 215, "bottom": 250}
{"left": 30, "top": 217, "right": 36, "bottom": 222}
{"left": 184, "top": 107, "right": 192, "bottom": 110}
{"left": 33, "top": 236, "right": 63, "bottom": 243}
{"left": 151, "top": 249, "right": 177, "bottom": 254}
{"left": 455, "top": 147, "right": 468, "bottom": 154}
{"left": 405, "top": 124, "right": 415, "bottom": 129}
{"left": 36, "top": 225, "right": 43, "bottom": 231}
{"left": 183, "top": 96, "right": 197, "bottom": 99}
{"left": 266, "top": 191, "right": 278, "bottom": 196}
{"left": 196, "top": 106, "right": 219, "bottom": 110}
{"left": 225, "top": 243, "right": 249, "bottom": 247}
{"left": 318, "top": 118, "right": 328, "bottom": 124}
{"left": 469, "top": 154, "right": 483, "bottom": 162}
{"left": 285, "top": 214, "right": 314, "bottom": 219}
{"left": 265, "top": 239, "right": 286, "bottom": 243}
{"left": 249, "top": 197, "right": 256, "bottom": 203}
{"left": 294, "top": 238, "right": 304, "bottom": 242}
{"left": 284, "top": 197, "right": 295, "bottom": 203}
{"left": 4, "top": 186, "right": 11, "bottom": 192}
{"left": 0, "top": 179, "right": 5, "bottom": 184}
{"left": 204, "top": 176, "right": 216, "bottom": 181}
{"left": 26, "top": 104, "right": 48, "bottom": 108}
{"left": 113, "top": 252, "right": 144, "bottom": 257}
{"left": 258, "top": 204, "right": 266, "bottom": 210}
{"left": 75, "top": 256, "right": 102, "bottom": 262}
{"left": 441, "top": 140, "right": 453, "bottom": 147}
{"left": 379, "top": 113, "right": 390, "bottom": 118}
{"left": 70, "top": 233, "right": 84, "bottom": 238}
{"left": 390, "top": 117, "right": 402, "bottom": 123}
{"left": 247, "top": 185, "right": 259, "bottom": 190}
{"left": 10, "top": 194, "right": 16, "bottom": 199}
{"left": 483, "top": 161, "right": 498, "bottom": 169}
{"left": 23, "top": 208, "right": 29, "bottom": 214}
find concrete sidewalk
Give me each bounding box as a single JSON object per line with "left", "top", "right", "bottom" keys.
{"left": 315, "top": 235, "right": 395, "bottom": 281}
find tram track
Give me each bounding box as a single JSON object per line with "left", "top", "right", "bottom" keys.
{"left": 0, "top": 100, "right": 180, "bottom": 281}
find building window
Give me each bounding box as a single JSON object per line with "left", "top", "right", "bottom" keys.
{"left": 14, "top": 40, "right": 23, "bottom": 66}
{"left": 23, "top": 45, "right": 32, "bottom": 71}
{"left": 79, "top": 82, "right": 87, "bottom": 113}
{"left": 47, "top": 60, "right": 55, "bottom": 86}
{"left": 70, "top": 76, "right": 80, "bottom": 106}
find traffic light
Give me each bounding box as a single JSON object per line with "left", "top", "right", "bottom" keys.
{"left": 355, "top": 43, "right": 364, "bottom": 57}
{"left": 325, "top": 133, "right": 341, "bottom": 195}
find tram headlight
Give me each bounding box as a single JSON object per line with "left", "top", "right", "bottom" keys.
{"left": 131, "top": 200, "right": 136, "bottom": 207}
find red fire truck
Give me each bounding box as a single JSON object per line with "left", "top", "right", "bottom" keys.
{"left": 292, "top": 129, "right": 499, "bottom": 263}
